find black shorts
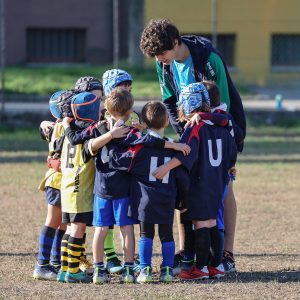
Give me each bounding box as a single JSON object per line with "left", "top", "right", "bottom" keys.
{"left": 45, "top": 187, "right": 61, "bottom": 207}
{"left": 62, "top": 211, "right": 93, "bottom": 226}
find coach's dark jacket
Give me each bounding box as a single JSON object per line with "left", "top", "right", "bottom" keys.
{"left": 157, "top": 35, "right": 246, "bottom": 151}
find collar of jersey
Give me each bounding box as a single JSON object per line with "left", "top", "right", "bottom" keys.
{"left": 147, "top": 129, "right": 163, "bottom": 139}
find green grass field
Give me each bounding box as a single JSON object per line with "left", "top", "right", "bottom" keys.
{"left": 0, "top": 125, "right": 299, "bottom": 299}
{"left": 4, "top": 65, "right": 250, "bottom": 98}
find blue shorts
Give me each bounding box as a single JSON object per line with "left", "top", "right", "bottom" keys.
{"left": 93, "top": 196, "right": 138, "bottom": 227}
{"left": 45, "top": 187, "right": 61, "bottom": 207}
{"left": 216, "top": 184, "right": 228, "bottom": 230}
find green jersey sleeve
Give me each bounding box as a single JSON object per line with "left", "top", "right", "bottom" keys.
{"left": 156, "top": 60, "right": 175, "bottom": 101}
{"left": 205, "top": 52, "right": 230, "bottom": 111}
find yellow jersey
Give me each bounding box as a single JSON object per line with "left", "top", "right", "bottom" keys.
{"left": 60, "top": 131, "right": 95, "bottom": 214}
{"left": 38, "top": 122, "right": 64, "bottom": 191}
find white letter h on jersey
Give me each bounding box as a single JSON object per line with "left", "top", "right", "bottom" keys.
{"left": 149, "top": 157, "right": 171, "bottom": 184}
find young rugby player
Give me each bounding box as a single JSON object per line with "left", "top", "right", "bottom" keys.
{"left": 109, "top": 101, "right": 190, "bottom": 283}
{"left": 153, "top": 83, "right": 237, "bottom": 280}
{"left": 33, "top": 91, "right": 67, "bottom": 281}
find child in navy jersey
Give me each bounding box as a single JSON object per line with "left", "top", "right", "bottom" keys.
{"left": 109, "top": 101, "right": 190, "bottom": 283}
{"left": 153, "top": 83, "right": 237, "bottom": 280}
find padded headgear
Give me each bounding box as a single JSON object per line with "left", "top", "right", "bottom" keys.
{"left": 49, "top": 90, "right": 67, "bottom": 119}
{"left": 74, "top": 76, "right": 103, "bottom": 92}
{"left": 179, "top": 82, "right": 210, "bottom": 116}
{"left": 102, "top": 69, "right": 132, "bottom": 96}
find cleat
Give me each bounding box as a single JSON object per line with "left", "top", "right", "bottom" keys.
{"left": 57, "top": 269, "right": 67, "bottom": 282}
{"left": 93, "top": 266, "right": 110, "bottom": 284}
{"left": 137, "top": 266, "right": 152, "bottom": 283}
{"left": 79, "top": 257, "right": 94, "bottom": 275}
{"left": 65, "top": 271, "right": 92, "bottom": 283}
{"left": 121, "top": 266, "right": 135, "bottom": 284}
{"left": 222, "top": 250, "right": 236, "bottom": 273}
{"left": 106, "top": 257, "right": 123, "bottom": 274}
{"left": 208, "top": 264, "right": 225, "bottom": 279}
{"left": 173, "top": 251, "right": 184, "bottom": 276}
{"left": 181, "top": 259, "right": 194, "bottom": 271}
{"left": 179, "top": 265, "right": 209, "bottom": 280}
{"left": 33, "top": 263, "right": 58, "bottom": 281}
{"left": 160, "top": 266, "right": 174, "bottom": 283}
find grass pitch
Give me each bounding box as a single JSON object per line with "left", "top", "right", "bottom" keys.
{"left": 0, "top": 126, "right": 299, "bottom": 299}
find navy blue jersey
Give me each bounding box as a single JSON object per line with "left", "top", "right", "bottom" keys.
{"left": 109, "top": 133, "right": 190, "bottom": 224}
{"left": 214, "top": 109, "right": 244, "bottom": 152}
{"left": 80, "top": 125, "right": 166, "bottom": 200}
{"left": 175, "top": 122, "right": 237, "bottom": 221}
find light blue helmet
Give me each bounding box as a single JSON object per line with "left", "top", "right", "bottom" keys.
{"left": 179, "top": 83, "right": 210, "bottom": 116}
{"left": 49, "top": 90, "right": 67, "bottom": 119}
{"left": 102, "top": 69, "right": 132, "bottom": 96}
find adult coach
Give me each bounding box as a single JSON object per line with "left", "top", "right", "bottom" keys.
{"left": 140, "top": 19, "right": 246, "bottom": 272}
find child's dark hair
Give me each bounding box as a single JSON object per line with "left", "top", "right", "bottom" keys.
{"left": 105, "top": 88, "right": 134, "bottom": 116}
{"left": 140, "top": 19, "right": 181, "bottom": 57}
{"left": 141, "top": 101, "right": 168, "bottom": 129}
{"left": 203, "top": 81, "right": 220, "bottom": 108}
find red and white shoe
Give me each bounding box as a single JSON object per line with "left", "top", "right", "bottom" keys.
{"left": 178, "top": 265, "right": 209, "bottom": 280}
{"left": 208, "top": 264, "right": 225, "bottom": 279}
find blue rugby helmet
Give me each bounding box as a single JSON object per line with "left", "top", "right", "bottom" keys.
{"left": 74, "top": 76, "right": 103, "bottom": 92}
{"left": 102, "top": 69, "right": 132, "bottom": 96}
{"left": 179, "top": 82, "right": 210, "bottom": 116}
{"left": 49, "top": 90, "right": 67, "bottom": 119}
{"left": 71, "top": 92, "right": 100, "bottom": 122}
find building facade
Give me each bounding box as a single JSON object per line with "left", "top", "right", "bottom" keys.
{"left": 4, "top": 0, "right": 129, "bottom": 65}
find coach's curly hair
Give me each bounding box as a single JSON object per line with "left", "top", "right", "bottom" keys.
{"left": 140, "top": 19, "right": 181, "bottom": 57}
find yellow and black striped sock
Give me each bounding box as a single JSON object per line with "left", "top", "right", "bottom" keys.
{"left": 80, "top": 233, "right": 87, "bottom": 260}
{"left": 60, "top": 233, "right": 69, "bottom": 272}
{"left": 67, "top": 236, "right": 83, "bottom": 274}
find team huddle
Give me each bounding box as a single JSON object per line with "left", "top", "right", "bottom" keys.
{"left": 33, "top": 19, "right": 246, "bottom": 284}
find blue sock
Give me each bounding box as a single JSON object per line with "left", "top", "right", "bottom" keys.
{"left": 161, "top": 241, "right": 175, "bottom": 268}
{"left": 38, "top": 225, "right": 56, "bottom": 265}
{"left": 139, "top": 237, "right": 153, "bottom": 269}
{"left": 124, "top": 262, "right": 134, "bottom": 269}
{"left": 50, "top": 229, "right": 65, "bottom": 265}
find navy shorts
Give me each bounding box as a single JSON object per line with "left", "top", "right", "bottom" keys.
{"left": 62, "top": 211, "right": 93, "bottom": 226}
{"left": 45, "top": 187, "right": 61, "bottom": 207}
{"left": 93, "top": 195, "right": 138, "bottom": 227}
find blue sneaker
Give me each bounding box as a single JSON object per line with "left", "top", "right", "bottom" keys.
{"left": 65, "top": 271, "right": 92, "bottom": 283}
{"left": 57, "top": 269, "right": 67, "bottom": 283}
{"left": 106, "top": 257, "right": 123, "bottom": 274}
{"left": 181, "top": 259, "right": 194, "bottom": 271}
{"left": 173, "top": 251, "right": 184, "bottom": 276}
{"left": 93, "top": 266, "right": 110, "bottom": 284}
{"left": 33, "top": 263, "right": 58, "bottom": 281}
{"left": 160, "top": 266, "right": 174, "bottom": 283}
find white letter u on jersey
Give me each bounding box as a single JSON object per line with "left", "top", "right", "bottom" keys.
{"left": 208, "top": 139, "right": 222, "bottom": 167}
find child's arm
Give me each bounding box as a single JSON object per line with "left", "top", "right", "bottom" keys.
{"left": 184, "top": 112, "right": 229, "bottom": 128}
{"left": 90, "top": 125, "right": 130, "bottom": 154}
{"left": 118, "top": 128, "right": 190, "bottom": 156}
{"left": 62, "top": 117, "right": 100, "bottom": 146}
{"left": 153, "top": 125, "right": 201, "bottom": 179}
